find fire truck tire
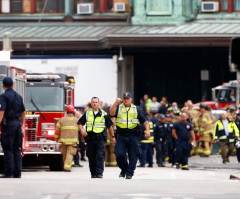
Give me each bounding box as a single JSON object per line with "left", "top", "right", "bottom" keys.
{"left": 49, "top": 155, "right": 63, "bottom": 171}
{"left": 0, "top": 157, "right": 4, "bottom": 173}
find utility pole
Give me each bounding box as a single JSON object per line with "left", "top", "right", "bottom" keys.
{"left": 0, "top": 32, "right": 12, "bottom": 66}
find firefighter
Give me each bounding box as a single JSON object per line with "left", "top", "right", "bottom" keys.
{"left": 55, "top": 105, "right": 79, "bottom": 172}
{"left": 214, "top": 112, "right": 239, "bottom": 163}
{"left": 139, "top": 117, "right": 155, "bottom": 168}
{"left": 110, "top": 92, "right": 150, "bottom": 179}
{"left": 172, "top": 113, "right": 195, "bottom": 170}
{"left": 154, "top": 114, "right": 167, "bottom": 167}
{"left": 197, "top": 104, "right": 215, "bottom": 157}
{"left": 165, "top": 114, "right": 175, "bottom": 166}
{"left": 78, "top": 97, "right": 115, "bottom": 178}
{"left": 0, "top": 77, "right": 25, "bottom": 178}
{"left": 105, "top": 125, "right": 117, "bottom": 167}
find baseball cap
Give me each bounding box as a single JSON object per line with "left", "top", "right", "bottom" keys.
{"left": 3, "top": 77, "right": 13, "bottom": 87}
{"left": 159, "top": 114, "right": 165, "bottom": 119}
{"left": 123, "top": 92, "right": 132, "bottom": 99}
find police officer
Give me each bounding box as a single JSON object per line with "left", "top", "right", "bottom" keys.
{"left": 0, "top": 77, "right": 25, "bottom": 178}
{"left": 110, "top": 92, "right": 150, "bottom": 179}
{"left": 55, "top": 105, "right": 80, "bottom": 171}
{"left": 172, "top": 113, "right": 195, "bottom": 170}
{"left": 78, "top": 97, "right": 115, "bottom": 178}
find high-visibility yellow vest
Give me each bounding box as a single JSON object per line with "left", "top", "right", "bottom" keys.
{"left": 145, "top": 99, "right": 152, "bottom": 112}
{"left": 86, "top": 109, "right": 106, "bottom": 133}
{"left": 214, "top": 120, "right": 239, "bottom": 142}
{"left": 56, "top": 116, "right": 79, "bottom": 145}
{"left": 116, "top": 104, "right": 139, "bottom": 129}
{"left": 141, "top": 121, "right": 154, "bottom": 143}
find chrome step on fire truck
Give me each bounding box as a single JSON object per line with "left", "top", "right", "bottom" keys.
{"left": 24, "top": 73, "right": 75, "bottom": 171}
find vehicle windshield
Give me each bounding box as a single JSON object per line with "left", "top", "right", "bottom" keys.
{"left": 216, "top": 88, "right": 236, "bottom": 102}
{"left": 26, "top": 86, "right": 64, "bottom": 111}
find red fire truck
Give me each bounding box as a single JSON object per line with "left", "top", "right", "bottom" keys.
{"left": 210, "top": 81, "right": 239, "bottom": 110}
{"left": 24, "top": 73, "right": 75, "bottom": 170}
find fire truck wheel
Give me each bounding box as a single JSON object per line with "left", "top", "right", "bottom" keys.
{"left": 0, "top": 157, "right": 3, "bottom": 174}
{"left": 49, "top": 155, "right": 63, "bottom": 171}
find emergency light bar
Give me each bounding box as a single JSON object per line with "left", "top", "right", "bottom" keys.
{"left": 27, "top": 74, "right": 61, "bottom": 80}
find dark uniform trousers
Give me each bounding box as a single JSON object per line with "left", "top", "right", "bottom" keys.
{"left": 175, "top": 140, "right": 191, "bottom": 166}
{"left": 115, "top": 133, "right": 140, "bottom": 176}
{"left": 1, "top": 121, "right": 22, "bottom": 177}
{"left": 86, "top": 133, "right": 105, "bottom": 176}
{"left": 139, "top": 143, "right": 153, "bottom": 166}
{"left": 219, "top": 140, "right": 235, "bottom": 162}
{"left": 155, "top": 139, "right": 166, "bottom": 165}
{"left": 237, "top": 147, "right": 240, "bottom": 162}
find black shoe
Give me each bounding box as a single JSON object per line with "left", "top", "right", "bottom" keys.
{"left": 148, "top": 164, "right": 153, "bottom": 168}
{"left": 13, "top": 175, "right": 21, "bottom": 178}
{"left": 96, "top": 174, "right": 103, "bottom": 178}
{"left": 230, "top": 175, "right": 240, "bottom": 180}
{"left": 81, "top": 158, "right": 87, "bottom": 161}
{"left": 137, "top": 165, "right": 145, "bottom": 168}
{"left": 119, "top": 171, "right": 125, "bottom": 178}
{"left": 158, "top": 163, "right": 165, "bottom": 167}
{"left": 91, "top": 175, "right": 97, "bottom": 178}
{"left": 73, "top": 164, "right": 83, "bottom": 167}
{"left": 0, "top": 175, "right": 13, "bottom": 178}
{"left": 126, "top": 175, "right": 132, "bottom": 179}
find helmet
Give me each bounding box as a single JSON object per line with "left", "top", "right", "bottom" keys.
{"left": 66, "top": 105, "right": 75, "bottom": 113}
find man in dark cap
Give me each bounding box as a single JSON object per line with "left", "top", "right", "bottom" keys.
{"left": 0, "top": 77, "right": 25, "bottom": 178}
{"left": 110, "top": 92, "right": 150, "bottom": 179}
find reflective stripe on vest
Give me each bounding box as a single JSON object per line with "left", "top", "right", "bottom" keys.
{"left": 116, "top": 104, "right": 139, "bottom": 129}
{"left": 215, "top": 120, "right": 239, "bottom": 141}
{"left": 149, "top": 121, "right": 154, "bottom": 133}
{"left": 86, "top": 109, "right": 106, "bottom": 133}
{"left": 141, "top": 136, "right": 154, "bottom": 143}
{"left": 141, "top": 121, "right": 154, "bottom": 143}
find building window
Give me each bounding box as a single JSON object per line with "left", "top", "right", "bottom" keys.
{"left": 234, "top": 0, "right": 240, "bottom": 10}
{"left": 11, "top": 0, "right": 22, "bottom": 13}
{"left": 36, "top": 0, "right": 64, "bottom": 13}
{"left": 0, "top": 0, "right": 64, "bottom": 14}
{"left": 220, "top": 0, "right": 228, "bottom": 11}
{"left": 146, "top": 0, "right": 172, "bottom": 16}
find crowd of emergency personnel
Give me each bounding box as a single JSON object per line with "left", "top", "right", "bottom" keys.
{"left": 1, "top": 75, "right": 240, "bottom": 179}
{"left": 53, "top": 92, "right": 240, "bottom": 179}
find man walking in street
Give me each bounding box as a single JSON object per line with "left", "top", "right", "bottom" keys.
{"left": 78, "top": 97, "right": 115, "bottom": 178}
{"left": 110, "top": 92, "right": 150, "bottom": 179}
{"left": 172, "top": 113, "right": 195, "bottom": 170}
{"left": 55, "top": 105, "right": 80, "bottom": 171}
{"left": 214, "top": 112, "right": 239, "bottom": 163}
{"left": 0, "top": 77, "right": 25, "bottom": 178}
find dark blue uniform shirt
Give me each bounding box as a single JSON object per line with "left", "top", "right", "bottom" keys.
{"left": 173, "top": 121, "right": 192, "bottom": 142}
{"left": 0, "top": 88, "right": 25, "bottom": 123}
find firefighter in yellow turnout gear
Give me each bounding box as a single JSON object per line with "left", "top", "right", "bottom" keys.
{"left": 55, "top": 105, "right": 79, "bottom": 171}
{"left": 197, "top": 104, "right": 215, "bottom": 157}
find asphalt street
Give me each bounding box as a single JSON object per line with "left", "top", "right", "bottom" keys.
{"left": 0, "top": 155, "right": 240, "bottom": 199}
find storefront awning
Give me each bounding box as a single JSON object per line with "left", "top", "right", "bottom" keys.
{"left": 0, "top": 20, "right": 239, "bottom": 51}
